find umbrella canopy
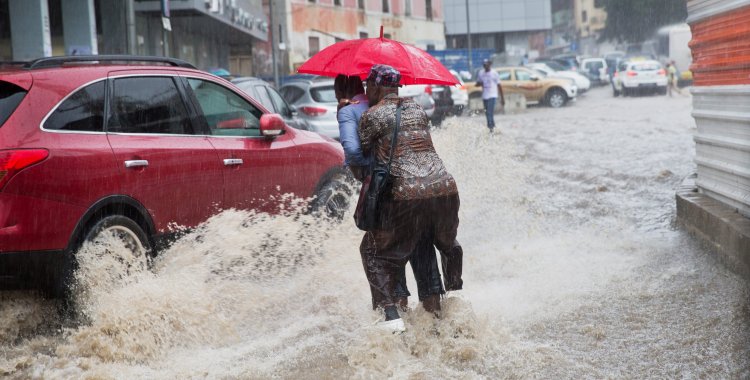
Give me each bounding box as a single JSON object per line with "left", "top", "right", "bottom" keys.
{"left": 297, "top": 27, "right": 458, "bottom": 86}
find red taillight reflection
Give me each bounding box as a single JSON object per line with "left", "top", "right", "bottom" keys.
{"left": 425, "top": 86, "right": 433, "bottom": 95}
{"left": 300, "top": 106, "right": 327, "bottom": 116}
{"left": 657, "top": 69, "right": 666, "bottom": 76}
{"left": 0, "top": 149, "right": 49, "bottom": 189}
{"left": 626, "top": 71, "right": 637, "bottom": 77}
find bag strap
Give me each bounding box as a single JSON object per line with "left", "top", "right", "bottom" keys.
{"left": 384, "top": 104, "right": 402, "bottom": 176}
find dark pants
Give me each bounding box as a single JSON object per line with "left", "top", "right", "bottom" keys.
{"left": 483, "top": 97, "right": 496, "bottom": 129}
{"left": 360, "top": 194, "right": 463, "bottom": 309}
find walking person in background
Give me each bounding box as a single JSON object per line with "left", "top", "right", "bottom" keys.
{"left": 334, "top": 74, "right": 446, "bottom": 315}
{"left": 358, "top": 64, "right": 464, "bottom": 333}
{"left": 666, "top": 60, "right": 684, "bottom": 97}
{"left": 476, "top": 59, "right": 505, "bottom": 133}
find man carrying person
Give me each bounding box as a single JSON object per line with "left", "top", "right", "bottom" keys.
{"left": 476, "top": 59, "right": 505, "bottom": 133}
{"left": 358, "top": 64, "right": 464, "bottom": 333}
{"left": 334, "top": 74, "right": 445, "bottom": 315}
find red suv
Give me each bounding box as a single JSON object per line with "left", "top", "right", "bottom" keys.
{"left": 0, "top": 56, "right": 347, "bottom": 296}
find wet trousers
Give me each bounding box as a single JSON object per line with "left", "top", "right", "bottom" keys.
{"left": 360, "top": 194, "right": 463, "bottom": 309}
{"left": 483, "top": 97, "right": 496, "bottom": 129}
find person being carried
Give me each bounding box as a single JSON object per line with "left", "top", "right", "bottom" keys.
{"left": 334, "top": 74, "right": 445, "bottom": 314}
{"left": 358, "top": 64, "right": 464, "bottom": 333}
{"left": 476, "top": 59, "right": 505, "bottom": 133}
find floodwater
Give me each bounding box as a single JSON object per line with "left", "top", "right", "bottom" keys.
{"left": 1, "top": 86, "right": 748, "bottom": 379}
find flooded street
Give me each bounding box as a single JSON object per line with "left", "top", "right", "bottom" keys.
{"left": 2, "top": 86, "right": 748, "bottom": 379}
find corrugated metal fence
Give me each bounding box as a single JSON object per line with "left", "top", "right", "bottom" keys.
{"left": 687, "top": 0, "right": 750, "bottom": 217}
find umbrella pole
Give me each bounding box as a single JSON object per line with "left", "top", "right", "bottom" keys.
{"left": 380, "top": 25, "right": 384, "bottom": 40}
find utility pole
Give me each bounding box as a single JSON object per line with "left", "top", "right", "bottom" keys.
{"left": 465, "top": 0, "right": 473, "bottom": 75}
{"left": 269, "top": 0, "right": 279, "bottom": 88}
{"left": 125, "top": 0, "right": 137, "bottom": 55}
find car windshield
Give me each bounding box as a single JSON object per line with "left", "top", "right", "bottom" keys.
{"left": 310, "top": 85, "right": 337, "bottom": 103}
{"left": 543, "top": 61, "right": 566, "bottom": 71}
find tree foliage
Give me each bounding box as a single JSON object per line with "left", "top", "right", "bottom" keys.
{"left": 599, "top": 0, "right": 688, "bottom": 43}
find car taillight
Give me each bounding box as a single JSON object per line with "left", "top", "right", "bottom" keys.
{"left": 657, "top": 69, "right": 666, "bottom": 76}
{"left": 425, "top": 86, "right": 433, "bottom": 95}
{"left": 0, "top": 149, "right": 49, "bottom": 190}
{"left": 614, "top": 72, "right": 618, "bottom": 77}
{"left": 300, "top": 106, "right": 327, "bottom": 116}
{"left": 626, "top": 71, "right": 637, "bottom": 77}
{"left": 459, "top": 84, "right": 466, "bottom": 90}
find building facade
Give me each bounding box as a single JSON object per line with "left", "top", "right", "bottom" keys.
{"left": 443, "top": 0, "right": 552, "bottom": 65}
{"left": 0, "top": 0, "right": 267, "bottom": 75}
{"left": 263, "top": 0, "right": 446, "bottom": 77}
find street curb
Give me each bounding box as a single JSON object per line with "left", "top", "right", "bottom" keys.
{"left": 676, "top": 174, "right": 750, "bottom": 279}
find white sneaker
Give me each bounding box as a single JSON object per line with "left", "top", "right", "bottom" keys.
{"left": 375, "top": 318, "right": 406, "bottom": 334}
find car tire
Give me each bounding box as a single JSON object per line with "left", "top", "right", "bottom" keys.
{"left": 310, "top": 173, "right": 353, "bottom": 221}
{"left": 50, "top": 215, "right": 152, "bottom": 303}
{"left": 546, "top": 88, "right": 567, "bottom": 108}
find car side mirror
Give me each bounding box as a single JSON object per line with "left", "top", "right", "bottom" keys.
{"left": 260, "top": 113, "right": 285, "bottom": 137}
{"left": 216, "top": 118, "right": 247, "bottom": 130}
{"left": 289, "top": 105, "right": 298, "bottom": 117}
{"left": 530, "top": 75, "right": 540, "bottom": 81}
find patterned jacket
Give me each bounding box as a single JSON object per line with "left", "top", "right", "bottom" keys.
{"left": 358, "top": 94, "right": 458, "bottom": 200}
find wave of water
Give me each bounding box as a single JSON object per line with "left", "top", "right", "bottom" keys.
{"left": 1, "top": 88, "right": 748, "bottom": 379}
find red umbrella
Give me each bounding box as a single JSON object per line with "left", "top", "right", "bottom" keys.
{"left": 297, "top": 26, "right": 458, "bottom": 86}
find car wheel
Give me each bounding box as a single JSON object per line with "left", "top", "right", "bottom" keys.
{"left": 310, "top": 173, "right": 353, "bottom": 221}
{"left": 546, "top": 88, "right": 567, "bottom": 108}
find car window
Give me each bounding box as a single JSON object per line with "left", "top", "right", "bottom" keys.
{"left": 233, "top": 81, "right": 260, "bottom": 100}
{"left": 109, "top": 77, "right": 192, "bottom": 135}
{"left": 496, "top": 70, "right": 512, "bottom": 81}
{"left": 0, "top": 81, "right": 27, "bottom": 128}
{"left": 44, "top": 81, "right": 105, "bottom": 132}
{"left": 619, "top": 62, "right": 629, "bottom": 71}
{"left": 187, "top": 78, "right": 263, "bottom": 137}
{"left": 310, "top": 85, "right": 337, "bottom": 103}
{"left": 253, "top": 85, "right": 274, "bottom": 111}
{"left": 544, "top": 61, "right": 566, "bottom": 71}
{"left": 515, "top": 69, "right": 534, "bottom": 81}
{"left": 280, "top": 85, "right": 305, "bottom": 104}
{"left": 266, "top": 86, "right": 292, "bottom": 117}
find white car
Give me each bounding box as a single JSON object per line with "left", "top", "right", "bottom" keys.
{"left": 612, "top": 59, "right": 668, "bottom": 97}
{"left": 398, "top": 85, "right": 435, "bottom": 118}
{"left": 580, "top": 58, "right": 609, "bottom": 85}
{"left": 449, "top": 69, "right": 469, "bottom": 115}
{"left": 526, "top": 62, "right": 591, "bottom": 93}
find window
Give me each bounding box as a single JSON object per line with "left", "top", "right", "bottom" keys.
{"left": 45, "top": 81, "right": 105, "bottom": 132}
{"left": 0, "top": 81, "right": 27, "bottom": 128}
{"left": 186, "top": 78, "right": 263, "bottom": 137}
{"left": 383, "top": 33, "right": 391, "bottom": 39}
{"left": 334, "top": 0, "right": 341, "bottom": 5}
{"left": 308, "top": 36, "right": 320, "bottom": 56}
{"left": 594, "top": 0, "right": 604, "bottom": 8}
{"left": 279, "top": 85, "right": 305, "bottom": 104}
{"left": 497, "top": 70, "right": 512, "bottom": 81}
{"left": 266, "top": 87, "right": 293, "bottom": 117}
{"left": 515, "top": 69, "right": 533, "bottom": 81}
{"left": 359, "top": 31, "right": 368, "bottom": 39}
{"left": 405, "top": 0, "right": 411, "bottom": 16}
{"left": 426, "top": 0, "right": 432, "bottom": 20}
{"left": 358, "top": 0, "right": 364, "bottom": 10}
{"left": 310, "top": 85, "right": 337, "bottom": 103}
{"left": 109, "top": 77, "right": 192, "bottom": 135}
{"left": 582, "top": 10, "right": 587, "bottom": 22}
{"left": 382, "top": 0, "right": 389, "bottom": 13}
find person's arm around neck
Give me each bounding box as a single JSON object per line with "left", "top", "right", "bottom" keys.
{"left": 337, "top": 106, "right": 369, "bottom": 166}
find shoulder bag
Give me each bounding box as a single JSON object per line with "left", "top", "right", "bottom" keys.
{"left": 353, "top": 105, "right": 402, "bottom": 231}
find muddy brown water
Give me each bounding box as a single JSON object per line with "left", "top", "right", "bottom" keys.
{"left": 1, "top": 87, "right": 748, "bottom": 379}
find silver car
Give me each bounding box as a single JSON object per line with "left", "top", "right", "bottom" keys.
{"left": 230, "top": 77, "right": 307, "bottom": 131}
{"left": 279, "top": 77, "right": 340, "bottom": 140}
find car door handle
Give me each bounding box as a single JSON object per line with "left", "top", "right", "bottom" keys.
{"left": 124, "top": 160, "right": 149, "bottom": 168}
{"left": 223, "top": 158, "right": 243, "bottom": 166}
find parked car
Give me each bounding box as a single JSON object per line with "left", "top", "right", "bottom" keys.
{"left": 398, "top": 85, "right": 436, "bottom": 120}
{"left": 449, "top": 69, "right": 469, "bottom": 116}
{"left": 279, "top": 76, "right": 340, "bottom": 140}
{"left": 231, "top": 76, "right": 307, "bottom": 131}
{"left": 466, "top": 66, "right": 578, "bottom": 109}
{"left": 0, "top": 56, "right": 347, "bottom": 297}
{"left": 526, "top": 62, "right": 591, "bottom": 93}
{"left": 550, "top": 54, "right": 581, "bottom": 72}
{"left": 612, "top": 59, "right": 668, "bottom": 96}
{"left": 580, "top": 58, "right": 609, "bottom": 85}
